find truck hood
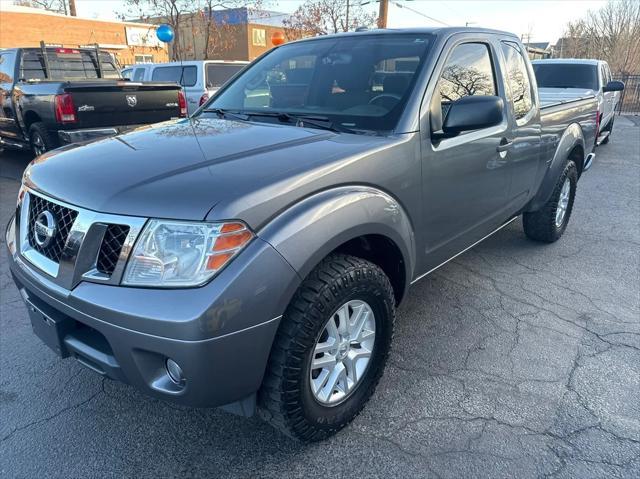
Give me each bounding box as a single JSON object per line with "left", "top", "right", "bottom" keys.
{"left": 24, "top": 117, "right": 389, "bottom": 223}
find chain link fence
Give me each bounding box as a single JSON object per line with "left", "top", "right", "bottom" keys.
{"left": 614, "top": 74, "right": 640, "bottom": 115}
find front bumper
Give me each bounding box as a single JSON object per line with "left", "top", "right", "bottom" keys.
{"left": 7, "top": 215, "right": 301, "bottom": 409}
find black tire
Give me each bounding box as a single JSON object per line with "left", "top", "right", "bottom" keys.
{"left": 523, "top": 160, "right": 578, "bottom": 243}
{"left": 29, "top": 122, "right": 57, "bottom": 156}
{"left": 601, "top": 118, "right": 614, "bottom": 145}
{"left": 259, "top": 254, "right": 395, "bottom": 441}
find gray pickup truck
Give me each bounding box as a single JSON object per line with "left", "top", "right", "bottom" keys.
{"left": 6, "top": 28, "right": 597, "bottom": 441}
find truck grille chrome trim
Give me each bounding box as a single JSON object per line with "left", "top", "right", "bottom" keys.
{"left": 17, "top": 189, "right": 147, "bottom": 290}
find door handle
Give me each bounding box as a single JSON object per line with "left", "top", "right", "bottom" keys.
{"left": 497, "top": 139, "right": 514, "bottom": 152}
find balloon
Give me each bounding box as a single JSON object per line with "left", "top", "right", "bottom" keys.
{"left": 156, "top": 24, "right": 174, "bottom": 43}
{"left": 271, "top": 31, "right": 286, "bottom": 46}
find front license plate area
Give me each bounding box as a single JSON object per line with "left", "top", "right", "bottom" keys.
{"left": 26, "top": 300, "right": 75, "bottom": 358}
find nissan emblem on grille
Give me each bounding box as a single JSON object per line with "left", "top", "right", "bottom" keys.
{"left": 126, "top": 95, "right": 137, "bottom": 107}
{"left": 34, "top": 211, "right": 57, "bottom": 248}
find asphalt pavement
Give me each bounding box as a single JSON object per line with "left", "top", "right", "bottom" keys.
{"left": 1, "top": 118, "right": 639, "bottom": 478}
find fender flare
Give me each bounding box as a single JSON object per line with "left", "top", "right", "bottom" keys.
{"left": 257, "top": 185, "right": 416, "bottom": 301}
{"left": 525, "top": 122, "right": 585, "bottom": 213}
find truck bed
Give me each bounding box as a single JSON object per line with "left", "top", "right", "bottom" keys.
{"left": 538, "top": 87, "right": 596, "bottom": 109}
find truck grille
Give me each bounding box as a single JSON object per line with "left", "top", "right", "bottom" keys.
{"left": 96, "top": 224, "right": 130, "bottom": 275}
{"left": 27, "top": 194, "right": 79, "bottom": 263}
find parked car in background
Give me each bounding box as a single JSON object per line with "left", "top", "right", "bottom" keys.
{"left": 8, "top": 28, "right": 598, "bottom": 442}
{"left": 122, "top": 60, "right": 249, "bottom": 115}
{"left": 532, "top": 59, "right": 624, "bottom": 145}
{"left": 0, "top": 45, "right": 187, "bottom": 155}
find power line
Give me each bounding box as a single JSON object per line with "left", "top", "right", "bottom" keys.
{"left": 389, "top": 0, "right": 450, "bottom": 27}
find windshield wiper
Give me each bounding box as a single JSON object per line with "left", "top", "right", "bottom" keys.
{"left": 242, "top": 111, "right": 358, "bottom": 134}
{"left": 203, "top": 108, "right": 250, "bottom": 122}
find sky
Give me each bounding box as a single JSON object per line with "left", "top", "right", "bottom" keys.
{"left": 3, "top": 0, "right": 608, "bottom": 44}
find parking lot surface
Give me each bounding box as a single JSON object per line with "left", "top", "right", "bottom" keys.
{"left": 1, "top": 118, "right": 639, "bottom": 478}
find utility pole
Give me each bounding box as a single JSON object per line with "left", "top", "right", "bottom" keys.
{"left": 378, "top": 0, "right": 388, "bottom": 28}
{"left": 346, "top": 0, "right": 350, "bottom": 31}
{"left": 68, "top": 0, "right": 77, "bottom": 17}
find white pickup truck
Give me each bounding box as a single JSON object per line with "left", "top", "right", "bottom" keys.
{"left": 532, "top": 59, "right": 624, "bottom": 145}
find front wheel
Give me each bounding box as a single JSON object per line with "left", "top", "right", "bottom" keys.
{"left": 601, "top": 118, "right": 614, "bottom": 145}
{"left": 259, "top": 254, "right": 395, "bottom": 441}
{"left": 523, "top": 160, "right": 578, "bottom": 243}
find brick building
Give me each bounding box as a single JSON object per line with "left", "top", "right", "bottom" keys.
{"left": 145, "top": 7, "right": 294, "bottom": 62}
{"left": 0, "top": 5, "right": 169, "bottom": 66}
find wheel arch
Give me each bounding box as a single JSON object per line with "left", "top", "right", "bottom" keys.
{"left": 525, "top": 122, "right": 585, "bottom": 213}
{"left": 257, "top": 186, "right": 416, "bottom": 305}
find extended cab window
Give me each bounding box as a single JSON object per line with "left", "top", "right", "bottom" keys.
{"left": 152, "top": 66, "right": 197, "bottom": 87}
{"left": 437, "top": 43, "right": 496, "bottom": 118}
{"left": 501, "top": 41, "right": 533, "bottom": 121}
{"left": 206, "top": 64, "right": 245, "bottom": 88}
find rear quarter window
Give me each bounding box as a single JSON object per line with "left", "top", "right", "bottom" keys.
{"left": 532, "top": 63, "right": 598, "bottom": 90}
{"left": 152, "top": 65, "right": 197, "bottom": 87}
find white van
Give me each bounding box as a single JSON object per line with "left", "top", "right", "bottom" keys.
{"left": 122, "top": 60, "right": 249, "bottom": 115}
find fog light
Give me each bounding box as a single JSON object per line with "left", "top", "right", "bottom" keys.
{"left": 165, "top": 358, "right": 185, "bottom": 385}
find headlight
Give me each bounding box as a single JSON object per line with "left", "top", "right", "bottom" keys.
{"left": 122, "top": 220, "right": 253, "bottom": 287}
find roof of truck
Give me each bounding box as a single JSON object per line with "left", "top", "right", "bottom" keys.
{"left": 531, "top": 59, "right": 605, "bottom": 66}
{"left": 292, "top": 26, "right": 518, "bottom": 42}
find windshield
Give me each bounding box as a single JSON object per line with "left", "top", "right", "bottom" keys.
{"left": 201, "top": 34, "right": 433, "bottom": 132}
{"left": 533, "top": 63, "right": 598, "bottom": 90}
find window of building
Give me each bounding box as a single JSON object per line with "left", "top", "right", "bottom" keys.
{"left": 134, "top": 54, "right": 153, "bottom": 64}
{"left": 151, "top": 65, "right": 197, "bottom": 87}
{"left": 252, "top": 28, "right": 266, "bottom": 47}
{"left": 501, "top": 41, "right": 534, "bottom": 121}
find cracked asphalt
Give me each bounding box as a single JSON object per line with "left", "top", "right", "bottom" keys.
{"left": 1, "top": 116, "right": 639, "bottom": 478}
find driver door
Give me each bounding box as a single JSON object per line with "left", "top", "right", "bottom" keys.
{"left": 418, "top": 38, "right": 513, "bottom": 273}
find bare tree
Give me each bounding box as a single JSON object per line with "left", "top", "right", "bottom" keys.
{"left": 284, "top": 0, "right": 377, "bottom": 38}
{"left": 14, "top": 0, "right": 69, "bottom": 15}
{"left": 122, "top": 0, "right": 267, "bottom": 61}
{"left": 559, "top": 0, "right": 640, "bottom": 74}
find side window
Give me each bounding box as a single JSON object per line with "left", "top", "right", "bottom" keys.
{"left": 438, "top": 43, "right": 496, "bottom": 118}
{"left": 0, "top": 52, "right": 17, "bottom": 84}
{"left": 500, "top": 41, "right": 534, "bottom": 121}
{"left": 121, "top": 68, "right": 132, "bottom": 80}
{"left": 152, "top": 66, "right": 197, "bottom": 87}
{"left": 133, "top": 68, "right": 145, "bottom": 81}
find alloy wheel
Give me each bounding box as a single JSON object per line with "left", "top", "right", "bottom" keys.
{"left": 309, "top": 300, "right": 376, "bottom": 405}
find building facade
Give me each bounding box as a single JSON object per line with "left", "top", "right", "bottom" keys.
{"left": 0, "top": 5, "right": 169, "bottom": 66}
{"left": 145, "top": 7, "right": 294, "bottom": 62}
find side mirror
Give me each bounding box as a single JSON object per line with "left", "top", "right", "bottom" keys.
{"left": 603, "top": 80, "right": 624, "bottom": 92}
{"left": 433, "top": 95, "right": 504, "bottom": 140}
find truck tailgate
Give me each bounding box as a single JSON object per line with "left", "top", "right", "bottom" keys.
{"left": 62, "top": 81, "right": 183, "bottom": 128}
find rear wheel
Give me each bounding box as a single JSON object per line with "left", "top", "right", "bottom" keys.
{"left": 259, "top": 254, "right": 395, "bottom": 441}
{"left": 29, "top": 122, "right": 57, "bottom": 156}
{"left": 523, "top": 160, "right": 578, "bottom": 243}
